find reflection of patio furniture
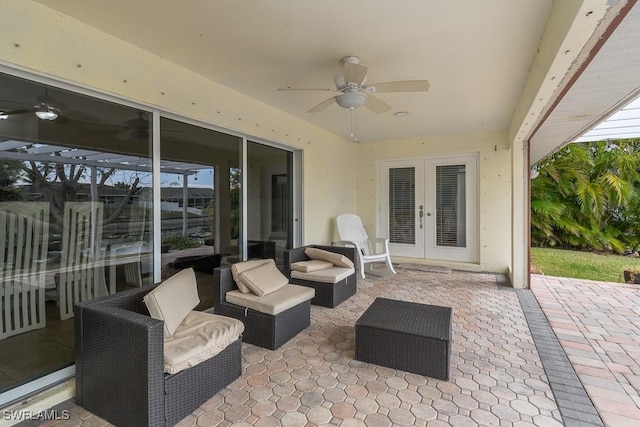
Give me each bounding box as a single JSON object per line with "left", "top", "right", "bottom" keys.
{"left": 121, "top": 203, "right": 148, "bottom": 285}
{"left": 213, "top": 261, "right": 314, "bottom": 349}
{"left": 285, "top": 245, "right": 357, "bottom": 308}
{"left": 222, "top": 240, "right": 276, "bottom": 265}
{"left": 336, "top": 213, "right": 396, "bottom": 279}
{"left": 75, "top": 272, "right": 244, "bottom": 427}
{"left": 57, "top": 202, "right": 108, "bottom": 320}
{"left": 355, "top": 297, "right": 452, "bottom": 380}
{"left": 0, "top": 202, "right": 49, "bottom": 340}
{"left": 248, "top": 240, "right": 276, "bottom": 260}
{"left": 168, "top": 253, "right": 221, "bottom": 274}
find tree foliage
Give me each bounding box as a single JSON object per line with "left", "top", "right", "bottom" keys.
{"left": 531, "top": 139, "right": 640, "bottom": 253}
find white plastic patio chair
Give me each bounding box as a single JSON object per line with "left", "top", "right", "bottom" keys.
{"left": 336, "top": 213, "right": 396, "bottom": 279}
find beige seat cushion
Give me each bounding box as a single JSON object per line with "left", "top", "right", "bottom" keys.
{"left": 237, "top": 261, "right": 288, "bottom": 296}
{"left": 226, "top": 284, "right": 315, "bottom": 315}
{"left": 291, "top": 267, "right": 355, "bottom": 284}
{"left": 163, "top": 311, "right": 244, "bottom": 374}
{"left": 290, "top": 259, "right": 333, "bottom": 273}
{"left": 231, "top": 259, "right": 273, "bottom": 293}
{"left": 143, "top": 268, "right": 200, "bottom": 337}
{"left": 305, "top": 247, "right": 354, "bottom": 269}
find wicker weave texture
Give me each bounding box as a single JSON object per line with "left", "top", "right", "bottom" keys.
{"left": 75, "top": 283, "right": 242, "bottom": 427}
{"left": 355, "top": 297, "right": 452, "bottom": 380}
{"left": 214, "top": 266, "right": 312, "bottom": 349}
{"left": 284, "top": 245, "right": 357, "bottom": 308}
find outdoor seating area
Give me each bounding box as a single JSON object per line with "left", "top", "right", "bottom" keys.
{"left": 36, "top": 266, "right": 625, "bottom": 427}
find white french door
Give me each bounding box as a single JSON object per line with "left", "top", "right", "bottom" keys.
{"left": 380, "top": 155, "right": 478, "bottom": 263}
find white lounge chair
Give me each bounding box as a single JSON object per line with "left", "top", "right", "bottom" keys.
{"left": 336, "top": 213, "right": 396, "bottom": 279}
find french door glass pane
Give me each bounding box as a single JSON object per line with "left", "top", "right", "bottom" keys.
{"left": 436, "top": 164, "right": 466, "bottom": 247}
{"left": 389, "top": 167, "right": 415, "bottom": 244}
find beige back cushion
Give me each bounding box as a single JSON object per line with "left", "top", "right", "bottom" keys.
{"left": 231, "top": 259, "right": 273, "bottom": 293}
{"left": 237, "top": 260, "right": 289, "bottom": 296}
{"left": 143, "top": 267, "right": 200, "bottom": 337}
{"left": 305, "top": 247, "right": 354, "bottom": 268}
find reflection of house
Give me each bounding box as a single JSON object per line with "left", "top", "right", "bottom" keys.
{"left": 160, "top": 187, "right": 213, "bottom": 216}
{"left": 20, "top": 183, "right": 150, "bottom": 207}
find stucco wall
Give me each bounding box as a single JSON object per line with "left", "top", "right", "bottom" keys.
{"left": 0, "top": 0, "right": 357, "bottom": 245}
{"left": 356, "top": 131, "right": 512, "bottom": 273}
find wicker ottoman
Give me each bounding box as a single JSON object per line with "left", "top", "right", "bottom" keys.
{"left": 355, "top": 297, "right": 452, "bottom": 380}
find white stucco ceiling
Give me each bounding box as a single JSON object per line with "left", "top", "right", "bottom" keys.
{"left": 31, "top": 0, "right": 554, "bottom": 143}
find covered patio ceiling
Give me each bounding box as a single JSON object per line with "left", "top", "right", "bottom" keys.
{"left": 530, "top": 0, "right": 640, "bottom": 162}
{"left": 25, "top": 0, "right": 640, "bottom": 164}
{"left": 26, "top": 0, "right": 552, "bottom": 144}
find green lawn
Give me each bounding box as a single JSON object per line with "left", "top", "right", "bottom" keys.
{"left": 530, "top": 247, "right": 640, "bottom": 283}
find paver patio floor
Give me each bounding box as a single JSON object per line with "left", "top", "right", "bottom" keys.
{"left": 29, "top": 267, "right": 565, "bottom": 427}
{"left": 531, "top": 274, "right": 640, "bottom": 427}
{"left": 17, "top": 269, "right": 640, "bottom": 426}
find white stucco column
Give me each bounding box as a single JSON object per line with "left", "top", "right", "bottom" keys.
{"left": 507, "top": 0, "right": 615, "bottom": 288}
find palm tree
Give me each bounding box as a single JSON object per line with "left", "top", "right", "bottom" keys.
{"left": 531, "top": 138, "right": 640, "bottom": 253}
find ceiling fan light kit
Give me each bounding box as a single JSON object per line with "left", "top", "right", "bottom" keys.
{"left": 336, "top": 92, "right": 366, "bottom": 109}
{"left": 34, "top": 104, "right": 59, "bottom": 121}
{"left": 277, "top": 55, "right": 430, "bottom": 140}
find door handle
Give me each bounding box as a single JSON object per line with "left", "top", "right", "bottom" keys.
{"left": 419, "top": 205, "right": 424, "bottom": 229}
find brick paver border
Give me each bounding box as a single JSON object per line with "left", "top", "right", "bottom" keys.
{"left": 517, "top": 289, "right": 604, "bottom": 427}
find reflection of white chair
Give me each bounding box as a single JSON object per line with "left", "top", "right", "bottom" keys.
{"left": 58, "top": 202, "right": 108, "bottom": 320}
{"left": 0, "top": 202, "right": 49, "bottom": 340}
{"left": 121, "top": 203, "right": 148, "bottom": 286}
{"left": 336, "top": 213, "right": 396, "bottom": 279}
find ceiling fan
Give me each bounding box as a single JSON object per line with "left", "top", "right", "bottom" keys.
{"left": 112, "top": 112, "right": 186, "bottom": 141}
{"left": 0, "top": 88, "right": 72, "bottom": 123}
{"left": 277, "top": 55, "right": 430, "bottom": 115}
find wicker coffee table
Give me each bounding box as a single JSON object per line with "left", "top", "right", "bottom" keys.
{"left": 355, "top": 297, "right": 452, "bottom": 380}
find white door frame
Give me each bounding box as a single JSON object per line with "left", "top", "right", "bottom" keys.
{"left": 380, "top": 154, "right": 479, "bottom": 263}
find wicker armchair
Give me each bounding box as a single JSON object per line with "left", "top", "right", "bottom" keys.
{"left": 213, "top": 266, "right": 312, "bottom": 350}
{"left": 74, "top": 283, "right": 242, "bottom": 427}
{"left": 284, "top": 245, "right": 357, "bottom": 308}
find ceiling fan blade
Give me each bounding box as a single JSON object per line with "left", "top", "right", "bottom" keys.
{"left": 343, "top": 63, "right": 368, "bottom": 86}
{"left": 2, "top": 108, "right": 32, "bottom": 116}
{"left": 367, "top": 80, "right": 430, "bottom": 93}
{"left": 364, "top": 95, "right": 391, "bottom": 114}
{"left": 277, "top": 87, "right": 334, "bottom": 92}
{"left": 308, "top": 96, "right": 337, "bottom": 113}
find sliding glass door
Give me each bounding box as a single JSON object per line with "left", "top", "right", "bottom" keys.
{"left": 0, "top": 72, "right": 153, "bottom": 397}
{"left": 0, "top": 70, "right": 301, "bottom": 405}
{"left": 246, "top": 141, "right": 293, "bottom": 268}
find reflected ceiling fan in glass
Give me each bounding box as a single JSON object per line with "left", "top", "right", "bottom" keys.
{"left": 0, "top": 88, "right": 97, "bottom": 124}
